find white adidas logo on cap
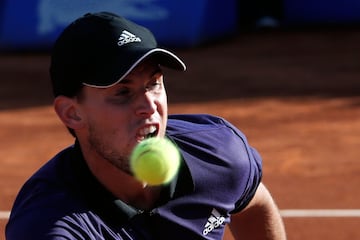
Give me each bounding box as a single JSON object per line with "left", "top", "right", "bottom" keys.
{"left": 118, "top": 30, "right": 141, "bottom": 46}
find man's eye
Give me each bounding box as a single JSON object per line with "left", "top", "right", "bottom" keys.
{"left": 151, "top": 80, "right": 161, "bottom": 87}
{"left": 146, "top": 81, "right": 161, "bottom": 91}
{"left": 108, "top": 88, "right": 132, "bottom": 104}
{"left": 147, "top": 75, "right": 163, "bottom": 91}
{"left": 115, "top": 88, "right": 130, "bottom": 96}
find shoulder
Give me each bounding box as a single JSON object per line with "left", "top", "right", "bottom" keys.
{"left": 165, "top": 114, "right": 263, "bottom": 212}
{"left": 6, "top": 145, "right": 104, "bottom": 239}
{"left": 166, "top": 114, "right": 251, "bottom": 156}
{"left": 166, "top": 113, "right": 262, "bottom": 179}
{"left": 167, "top": 114, "right": 246, "bottom": 138}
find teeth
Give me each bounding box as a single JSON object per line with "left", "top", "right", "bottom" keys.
{"left": 139, "top": 125, "right": 157, "bottom": 137}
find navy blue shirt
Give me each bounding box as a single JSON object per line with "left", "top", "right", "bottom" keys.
{"left": 6, "top": 114, "right": 262, "bottom": 239}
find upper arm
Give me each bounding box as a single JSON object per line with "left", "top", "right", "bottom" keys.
{"left": 229, "top": 183, "right": 287, "bottom": 240}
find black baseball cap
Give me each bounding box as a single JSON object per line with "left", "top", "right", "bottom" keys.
{"left": 50, "top": 12, "right": 186, "bottom": 97}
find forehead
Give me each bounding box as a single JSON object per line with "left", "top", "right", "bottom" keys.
{"left": 126, "top": 58, "right": 162, "bottom": 78}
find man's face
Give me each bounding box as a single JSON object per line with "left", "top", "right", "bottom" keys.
{"left": 76, "top": 60, "right": 168, "bottom": 174}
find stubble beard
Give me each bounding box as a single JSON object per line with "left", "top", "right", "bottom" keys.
{"left": 88, "top": 125, "right": 132, "bottom": 175}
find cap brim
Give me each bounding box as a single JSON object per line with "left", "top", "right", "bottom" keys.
{"left": 83, "top": 48, "right": 186, "bottom": 88}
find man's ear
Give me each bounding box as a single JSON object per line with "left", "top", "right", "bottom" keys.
{"left": 54, "top": 96, "right": 85, "bottom": 130}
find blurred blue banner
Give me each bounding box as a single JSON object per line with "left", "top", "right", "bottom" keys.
{"left": 0, "top": 0, "right": 238, "bottom": 50}
{"left": 284, "top": 0, "right": 360, "bottom": 26}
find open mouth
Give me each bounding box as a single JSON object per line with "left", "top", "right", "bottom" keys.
{"left": 138, "top": 125, "right": 158, "bottom": 140}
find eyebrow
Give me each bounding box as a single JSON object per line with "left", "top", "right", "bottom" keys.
{"left": 119, "top": 78, "right": 131, "bottom": 84}
{"left": 147, "top": 65, "right": 163, "bottom": 77}
{"left": 121, "top": 66, "right": 163, "bottom": 84}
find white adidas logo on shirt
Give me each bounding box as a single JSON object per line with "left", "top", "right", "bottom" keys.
{"left": 203, "top": 208, "right": 226, "bottom": 236}
{"left": 117, "top": 30, "right": 141, "bottom": 46}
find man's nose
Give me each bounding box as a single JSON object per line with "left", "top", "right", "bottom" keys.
{"left": 135, "top": 92, "right": 157, "bottom": 117}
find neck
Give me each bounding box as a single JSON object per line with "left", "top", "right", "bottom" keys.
{"left": 85, "top": 152, "right": 161, "bottom": 210}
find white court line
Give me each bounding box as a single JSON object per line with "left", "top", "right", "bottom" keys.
{"left": 1, "top": 209, "right": 360, "bottom": 220}
{"left": 280, "top": 209, "right": 360, "bottom": 218}
{"left": 0, "top": 211, "right": 10, "bottom": 219}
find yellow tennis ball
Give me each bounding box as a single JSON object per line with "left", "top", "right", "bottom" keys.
{"left": 130, "top": 137, "right": 181, "bottom": 186}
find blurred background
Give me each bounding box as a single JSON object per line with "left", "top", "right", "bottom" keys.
{"left": 1, "top": 0, "right": 360, "bottom": 50}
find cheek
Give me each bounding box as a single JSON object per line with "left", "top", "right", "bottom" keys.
{"left": 85, "top": 105, "right": 128, "bottom": 134}
{"left": 87, "top": 114, "right": 129, "bottom": 153}
{"left": 158, "top": 93, "right": 168, "bottom": 137}
{"left": 159, "top": 91, "right": 168, "bottom": 113}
